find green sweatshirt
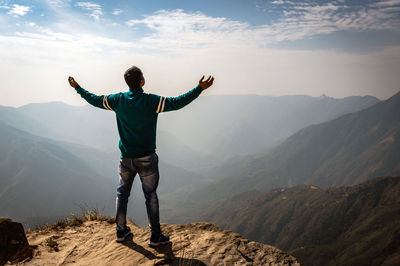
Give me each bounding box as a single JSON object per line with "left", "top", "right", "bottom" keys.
{"left": 74, "top": 84, "right": 203, "bottom": 158}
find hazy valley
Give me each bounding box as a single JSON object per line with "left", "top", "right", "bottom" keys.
{"left": 162, "top": 91, "right": 400, "bottom": 223}
{"left": 1, "top": 92, "right": 399, "bottom": 265}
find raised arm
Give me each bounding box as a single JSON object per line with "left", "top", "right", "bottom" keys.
{"left": 154, "top": 75, "right": 214, "bottom": 113}
{"left": 68, "top": 76, "right": 117, "bottom": 111}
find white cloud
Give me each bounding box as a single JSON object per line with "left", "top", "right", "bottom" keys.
{"left": 75, "top": 2, "right": 102, "bottom": 20}
{"left": 252, "top": 1, "right": 400, "bottom": 42}
{"left": 1, "top": 30, "right": 399, "bottom": 107}
{"left": 0, "top": 5, "right": 399, "bottom": 107}
{"left": 0, "top": 5, "right": 10, "bottom": 9}
{"left": 271, "top": 0, "right": 285, "bottom": 4}
{"left": 124, "top": 5, "right": 400, "bottom": 50}
{"left": 265, "top": 1, "right": 399, "bottom": 41}
{"left": 8, "top": 26, "right": 137, "bottom": 50}
{"left": 112, "top": 8, "right": 123, "bottom": 15}
{"left": 7, "top": 4, "right": 31, "bottom": 16}
{"left": 126, "top": 9, "right": 252, "bottom": 50}
{"left": 46, "top": 0, "right": 71, "bottom": 7}
{"left": 371, "top": 0, "right": 400, "bottom": 7}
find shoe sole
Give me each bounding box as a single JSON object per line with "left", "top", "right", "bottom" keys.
{"left": 116, "top": 232, "right": 132, "bottom": 243}
{"left": 149, "top": 240, "right": 170, "bottom": 247}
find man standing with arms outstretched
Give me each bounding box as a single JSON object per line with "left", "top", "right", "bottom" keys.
{"left": 68, "top": 66, "right": 214, "bottom": 246}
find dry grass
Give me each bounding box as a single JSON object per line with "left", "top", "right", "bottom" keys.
{"left": 27, "top": 204, "right": 115, "bottom": 233}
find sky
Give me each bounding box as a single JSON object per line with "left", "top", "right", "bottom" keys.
{"left": 0, "top": 0, "right": 399, "bottom": 107}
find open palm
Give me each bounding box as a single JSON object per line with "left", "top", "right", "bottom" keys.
{"left": 68, "top": 76, "right": 79, "bottom": 88}
{"left": 199, "top": 75, "right": 214, "bottom": 90}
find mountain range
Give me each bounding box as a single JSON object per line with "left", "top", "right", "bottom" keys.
{"left": 200, "top": 176, "right": 400, "bottom": 266}
{"left": 0, "top": 121, "right": 115, "bottom": 221}
{"left": 157, "top": 94, "right": 379, "bottom": 158}
{"left": 1, "top": 93, "right": 379, "bottom": 170}
{"left": 0, "top": 92, "right": 396, "bottom": 242}
{"left": 0, "top": 121, "right": 209, "bottom": 228}
{"left": 164, "top": 91, "right": 400, "bottom": 222}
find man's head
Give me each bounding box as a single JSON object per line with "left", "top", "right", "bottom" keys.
{"left": 124, "top": 66, "right": 145, "bottom": 89}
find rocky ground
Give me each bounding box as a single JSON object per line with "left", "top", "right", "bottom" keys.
{"left": 7, "top": 219, "right": 299, "bottom": 266}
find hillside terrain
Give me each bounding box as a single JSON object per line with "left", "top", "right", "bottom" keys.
{"left": 164, "top": 91, "right": 400, "bottom": 221}
{"left": 0, "top": 93, "right": 381, "bottom": 229}
{"left": 0, "top": 121, "right": 115, "bottom": 222}
{"left": 158, "top": 94, "right": 379, "bottom": 158}
{"left": 1, "top": 94, "right": 378, "bottom": 168}
{"left": 9, "top": 219, "right": 299, "bottom": 265}
{"left": 0, "top": 122, "right": 207, "bottom": 228}
{"left": 0, "top": 103, "right": 213, "bottom": 172}
{"left": 201, "top": 176, "right": 400, "bottom": 266}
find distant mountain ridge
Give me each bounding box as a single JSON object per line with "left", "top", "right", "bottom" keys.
{"left": 0, "top": 92, "right": 386, "bottom": 230}
{"left": 17, "top": 102, "right": 118, "bottom": 151}
{"left": 200, "top": 176, "right": 400, "bottom": 266}
{"left": 167, "top": 91, "right": 399, "bottom": 216}
{"left": 2, "top": 93, "right": 379, "bottom": 160}
{"left": 0, "top": 102, "right": 218, "bottom": 172}
{"left": 259, "top": 90, "right": 400, "bottom": 187}
{"left": 0, "top": 121, "right": 115, "bottom": 221}
{"left": 0, "top": 121, "right": 208, "bottom": 227}
{"left": 158, "top": 93, "right": 379, "bottom": 157}
{"left": 0, "top": 94, "right": 379, "bottom": 182}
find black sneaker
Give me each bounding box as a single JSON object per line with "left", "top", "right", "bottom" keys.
{"left": 149, "top": 234, "right": 170, "bottom": 247}
{"left": 116, "top": 226, "right": 131, "bottom": 243}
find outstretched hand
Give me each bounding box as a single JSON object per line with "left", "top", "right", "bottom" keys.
{"left": 199, "top": 75, "right": 214, "bottom": 90}
{"left": 68, "top": 76, "right": 79, "bottom": 88}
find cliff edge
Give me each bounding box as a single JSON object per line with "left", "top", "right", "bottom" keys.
{"left": 7, "top": 219, "right": 299, "bottom": 266}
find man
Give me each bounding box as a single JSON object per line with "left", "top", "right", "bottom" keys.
{"left": 68, "top": 66, "right": 214, "bottom": 246}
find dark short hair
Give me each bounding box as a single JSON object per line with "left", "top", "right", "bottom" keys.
{"left": 124, "top": 66, "right": 143, "bottom": 88}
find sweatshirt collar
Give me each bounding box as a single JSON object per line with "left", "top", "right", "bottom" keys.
{"left": 128, "top": 87, "right": 144, "bottom": 95}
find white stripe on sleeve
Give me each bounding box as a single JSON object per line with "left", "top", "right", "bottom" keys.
{"left": 103, "top": 95, "right": 113, "bottom": 111}
{"left": 156, "top": 96, "right": 164, "bottom": 113}
{"left": 160, "top": 97, "right": 166, "bottom": 113}
{"left": 102, "top": 96, "right": 109, "bottom": 110}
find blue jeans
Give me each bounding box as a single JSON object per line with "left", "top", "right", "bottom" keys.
{"left": 115, "top": 153, "right": 161, "bottom": 236}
